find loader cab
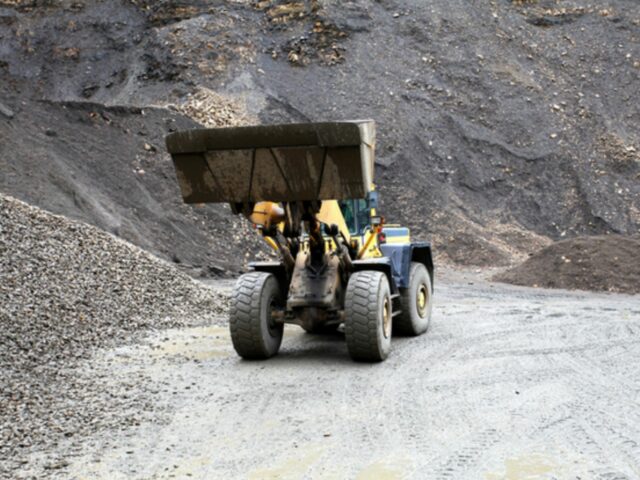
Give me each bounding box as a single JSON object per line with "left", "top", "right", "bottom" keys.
{"left": 338, "top": 192, "right": 384, "bottom": 259}
{"left": 339, "top": 198, "right": 370, "bottom": 235}
{"left": 339, "top": 190, "right": 378, "bottom": 235}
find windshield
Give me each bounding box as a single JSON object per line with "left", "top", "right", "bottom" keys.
{"left": 339, "top": 199, "right": 369, "bottom": 235}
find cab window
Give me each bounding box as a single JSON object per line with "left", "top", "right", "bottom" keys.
{"left": 339, "top": 199, "right": 369, "bottom": 235}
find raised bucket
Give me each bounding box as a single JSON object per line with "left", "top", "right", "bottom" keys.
{"left": 166, "top": 120, "right": 375, "bottom": 204}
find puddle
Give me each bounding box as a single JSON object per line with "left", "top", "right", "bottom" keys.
{"left": 147, "top": 324, "right": 306, "bottom": 362}
{"left": 485, "top": 453, "right": 558, "bottom": 480}
{"left": 247, "top": 445, "right": 325, "bottom": 480}
{"left": 356, "top": 460, "right": 404, "bottom": 480}
{"left": 158, "top": 455, "right": 213, "bottom": 479}
{"left": 151, "top": 325, "right": 231, "bottom": 361}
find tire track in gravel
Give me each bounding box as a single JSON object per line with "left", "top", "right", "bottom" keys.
{"left": 20, "top": 271, "right": 640, "bottom": 480}
{"left": 560, "top": 352, "right": 640, "bottom": 477}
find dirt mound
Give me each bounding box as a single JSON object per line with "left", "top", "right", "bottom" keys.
{"left": 493, "top": 235, "right": 640, "bottom": 294}
{"left": 0, "top": 193, "right": 227, "bottom": 474}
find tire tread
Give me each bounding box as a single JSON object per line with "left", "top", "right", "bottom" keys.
{"left": 344, "top": 271, "right": 390, "bottom": 362}
{"left": 229, "top": 272, "right": 281, "bottom": 359}
{"left": 395, "top": 262, "right": 432, "bottom": 336}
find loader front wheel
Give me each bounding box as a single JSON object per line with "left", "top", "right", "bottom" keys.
{"left": 344, "top": 271, "right": 392, "bottom": 362}
{"left": 229, "top": 272, "right": 283, "bottom": 359}
{"left": 395, "top": 262, "right": 432, "bottom": 336}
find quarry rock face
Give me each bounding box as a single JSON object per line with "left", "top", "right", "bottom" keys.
{"left": 1, "top": 1, "right": 638, "bottom": 271}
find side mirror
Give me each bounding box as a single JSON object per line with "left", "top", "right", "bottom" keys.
{"left": 368, "top": 191, "right": 379, "bottom": 209}
{"left": 370, "top": 215, "right": 383, "bottom": 227}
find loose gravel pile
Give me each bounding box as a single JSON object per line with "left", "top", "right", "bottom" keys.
{"left": 0, "top": 193, "right": 228, "bottom": 475}
{"left": 172, "top": 87, "right": 257, "bottom": 128}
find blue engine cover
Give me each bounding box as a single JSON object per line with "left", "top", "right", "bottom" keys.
{"left": 379, "top": 244, "right": 413, "bottom": 289}
{"left": 379, "top": 242, "right": 434, "bottom": 289}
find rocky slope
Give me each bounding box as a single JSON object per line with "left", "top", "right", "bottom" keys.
{"left": 0, "top": 97, "right": 268, "bottom": 276}
{"left": 0, "top": 0, "right": 638, "bottom": 271}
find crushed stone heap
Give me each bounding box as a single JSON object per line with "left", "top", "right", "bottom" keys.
{"left": 0, "top": 193, "right": 227, "bottom": 471}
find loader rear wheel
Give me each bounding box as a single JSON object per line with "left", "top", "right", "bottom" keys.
{"left": 229, "top": 272, "right": 283, "bottom": 359}
{"left": 344, "top": 271, "right": 392, "bottom": 362}
{"left": 395, "top": 262, "right": 432, "bottom": 336}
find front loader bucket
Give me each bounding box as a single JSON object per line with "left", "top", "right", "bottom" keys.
{"left": 165, "top": 120, "right": 375, "bottom": 204}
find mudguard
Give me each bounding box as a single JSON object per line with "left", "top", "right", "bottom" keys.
{"left": 379, "top": 242, "right": 434, "bottom": 290}
{"left": 249, "top": 261, "right": 289, "bottom": 298}
{"left": 351, "top": 257, "right": 398, "bottom": 293}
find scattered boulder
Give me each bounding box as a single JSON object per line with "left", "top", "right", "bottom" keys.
{"left": 0, "top": 101, "right": 14, "bottom": 119}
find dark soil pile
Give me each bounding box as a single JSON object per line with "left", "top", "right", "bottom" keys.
{"left": 493, "top": 235, "right": 640, "bottom": 294}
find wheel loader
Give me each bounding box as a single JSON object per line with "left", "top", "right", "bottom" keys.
{"left": 166, "top": 120, "right": 433, "bottom": 362}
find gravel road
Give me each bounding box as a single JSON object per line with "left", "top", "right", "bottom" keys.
{"left": 20, "top": 271, "right": 639, "bottom": 480}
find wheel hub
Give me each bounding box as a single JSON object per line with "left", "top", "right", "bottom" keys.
{"left": 417, "top": 284, "right": 428, "bottom": 317}
{"left": 267, "top": 297, "right": 280, "bottom": 337}
{"left": 382, "top": 297, "right": 391, "bottom": 338}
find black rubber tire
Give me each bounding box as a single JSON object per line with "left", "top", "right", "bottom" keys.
{"left": 344, "top": 271, "right": 392, "bottom": 362}
{"left": 229, "top": 272, "right": 283, "bottom": 359}
{"left": 395, "top": 262, "right": 432, "bottom": 336}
